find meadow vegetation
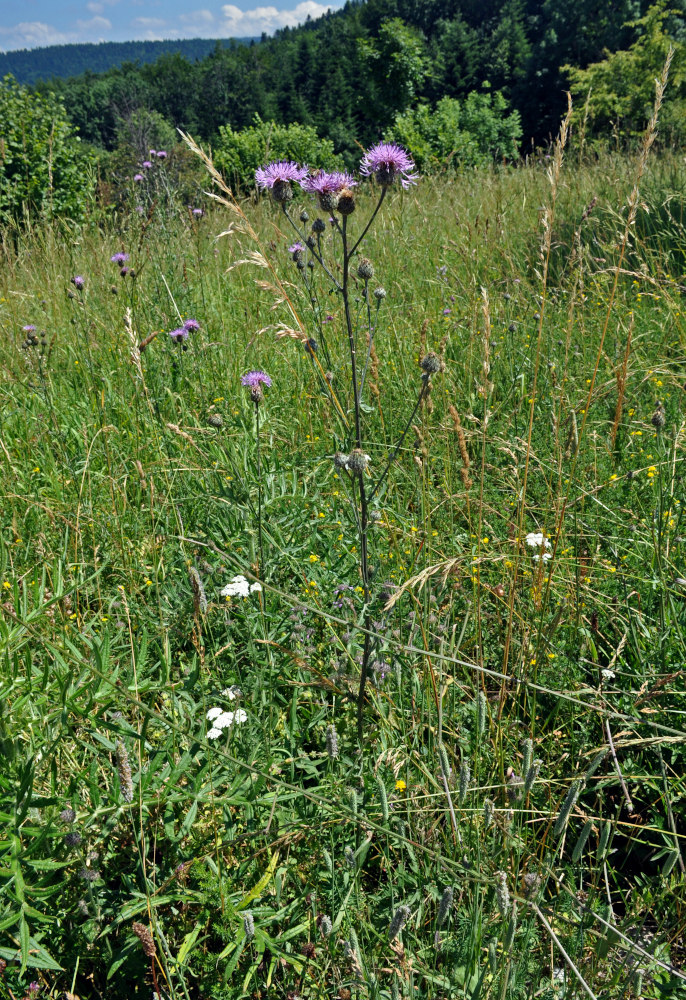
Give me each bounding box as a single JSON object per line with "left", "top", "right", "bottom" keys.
{"left": 0, "top": 96, "right": 685, "bottom": 1000}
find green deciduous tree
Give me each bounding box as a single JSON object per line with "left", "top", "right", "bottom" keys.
{"left": 564, "top": 2, "right": 686, "bottom": 144}
{"left": 214, "top": 114, "right": 343, "bottom": 192}
{"left": 386, "top": 91, "right": 522, "bottom": 171}
{"left": 0, "top": 75, "right": 94, "bottom": 223}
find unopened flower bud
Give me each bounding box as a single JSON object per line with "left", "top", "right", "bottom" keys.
{"left": 346, "top": 449, "right": 370, "bottom": 474}
{"left": 420, "top": 352, "right": 445, "bottom": 375}
{"left": 337, "top": 187, "right": 356, "bottom": 215}
{"left": 357, "top": 258, "right": 374, "bottom": 280}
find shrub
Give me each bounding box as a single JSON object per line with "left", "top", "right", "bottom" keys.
{"left": 214, "top": 114, "right": 343, "bottom": 192}
{"left": 386, "top": 91, "right": 522, "bottom": 172}
{"left": 0, "top": 74, "right": 94, "bottom": 223}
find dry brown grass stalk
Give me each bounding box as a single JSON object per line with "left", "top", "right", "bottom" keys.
{"left": 610, "top": 312, "right": 634, "bottom": 450}
{"left": 448, "top": 404, "right": 472, "bottom": 488}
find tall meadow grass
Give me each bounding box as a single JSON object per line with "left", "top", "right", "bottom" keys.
{"left": 0, "top": 122, "right": 685, "bottom": 999}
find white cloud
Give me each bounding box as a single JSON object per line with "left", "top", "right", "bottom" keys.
{"left": 74, "top": 15, "right": 113, "bottom": 33}
{"left": 86, "top": 3, "right": 106, "bottom": 13}
{"left": 179, "top": 9, "right": 217, "bottom": 26}
{"left": 0, "top": 21, "right": 73, "bottom": 49}
{"left": 131, "top": 16, "right": 167, "bottom": 28}
{"left": 219, "top": 1, "right": 333, "bottom": 37}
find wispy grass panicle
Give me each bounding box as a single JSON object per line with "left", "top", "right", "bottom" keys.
{"left": 115, "top": 740, "right": 134, "bottom": 803}
{"left": 376, "top": 774, "right": 389, "bottom": 823}
{"left": 553, "top": 780, "right": 580, "bottom": 837}
{"left": 458, "top": 760, "right": 471, "bottom": 803}
{"left": 325, "top": 724, "right": 339, "bottom": 760}
{"left": 437, "top": 886, "right": 454, "bottom": 926}
{"left": 524, "top": 758, "right": 541, "bottom": 795}
{"left": 389, "top": 904, "right": 412, "bottom": 941}
{"left": 494, "top": 872, "right": 510, "bottom": 917}
{"left": 132, "top": 922, "right": 156, "bottom": 957}
{"left": 189, "top": 566, "right": 207, "bottom": 615}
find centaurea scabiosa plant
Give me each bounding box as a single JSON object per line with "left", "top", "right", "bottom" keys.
{"left": 254, "top": 144, "right": 440, "bottom": 739}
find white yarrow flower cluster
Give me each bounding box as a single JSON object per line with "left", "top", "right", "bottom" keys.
{"left": 206, "top": 706, "right": 248, "bottom": 739}
{"left": 525, "top": 531, "right": 552, "bottom": 563}
{"left": 220, "top": 574, "right": 262, "bottom": 598}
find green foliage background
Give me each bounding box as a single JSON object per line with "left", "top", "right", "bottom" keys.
{"left": 0, "top": 76, "right": 95, "bottom": 223}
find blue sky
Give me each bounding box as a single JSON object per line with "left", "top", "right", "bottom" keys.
{"left": 0, "top": 0, "right": 345, "bottom": 50}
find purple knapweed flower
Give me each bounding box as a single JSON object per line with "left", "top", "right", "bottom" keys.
{"left": 255, "top": 161, "right": 308, "bottom": 190}
{"left": 240, "top": 370, "right": 272, "bottom": 388}
{"left": 443, "top": 307, "right": 451, "bottom": 316}
{"left": 71, "top": 275, "right": 85, "bottom": 290}
{"left": 149, "top": 149, "right": 157, "bottom": 157}
{"left": 110, "top": 252, "right": 129, "bottom": 265}
{"left": 192, "top": 207, "right": 204, "bottom": 217}
{"left": 133, "top": 173, "right": 144, "bottom": 182}
{"left": 156, "top": 150, "right": 167, "bottom": 159}
{"left": 22, "top": 324, "right": 36, "bottom": 333}
{"left": 142, "top": 160, "right": 153, "bottom": 169}
{"left": 301, "top": 171, "right": 357, "bottom": 196}
{"left": 135, "top": 205, "right": 145, "bottom": 214}
{"left": 360, "top": 142, "right": 418, "bottom": 189}
{"left": 169, "top": 327, "right": 189, "bottom": 343}
{"left": 183, "top": 318, "right": 200, "bottom": 332}
{"left": 255, "top": 161, "right": 308, "bottom": 203}
{"left": 288, "top": 242, "right": 304, "bottom": 255}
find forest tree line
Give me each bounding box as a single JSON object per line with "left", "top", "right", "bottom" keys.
{"left": 29, "top": 0, "right": 686, "bottom": 159}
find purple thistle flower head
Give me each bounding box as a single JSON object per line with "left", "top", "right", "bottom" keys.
{"left": 135, "top": 205, "right": 145, "bottom": 214}
{"left": 133, "top": 173, "right": 144, "bottom": 182}
{"left": 183, "top": 318, "right": 200, "bottom": 332}
{"left": 288, "top": 242, "right": 304, "bottom": 254}
{"left": 142, "top": 160, "right": 153, "bottom": 169}
{"left": 156, "top": 150, "right": 167, "bottom": 159}
{"left": 301, "top": 171, "right": 357, "bottom": 195}
{"left": 169, "top": 327, "right": 189, "bottom": 342}
{"left": 22, "top": 324, "right": 36, "bottom": 333}
{"left": 149, "top": 149, "right": 156, "bottom": 157}
{"left": 240, "top": 370, "right": 272, "bottom": 388}
{"left": 110, "top": 252, "right": 129, "bottom": 265}
{"left": 255, "top": 161, "right": 308, "bottom": 204}
{"left": 443, "top": 307, "right": 451, "bottom": 316}
{"left": 360, "top": 142, "right": 418, "bottom": 189}
{"left": 71, "top": 275, "right": 85, "bottom": 290}
{"left": 192, "top": 207, "right": 204, "bottom": 217}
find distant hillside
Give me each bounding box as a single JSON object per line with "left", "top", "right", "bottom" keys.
{"left": 0, "top": 38, "right": 258, "bottom": 85}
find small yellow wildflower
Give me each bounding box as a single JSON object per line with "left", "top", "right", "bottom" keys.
{"left": 309, "top": 554, "right": 319, "bottom": 563}
{"left": 395, "top": 779, "right": 407, "bottom": 792}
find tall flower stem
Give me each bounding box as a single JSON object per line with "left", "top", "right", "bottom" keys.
{"left": 255, "top": 398, "right": 264, "bottom": 575}
{"left": 341, "top": 214, "right": 372, "bottom": 739}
